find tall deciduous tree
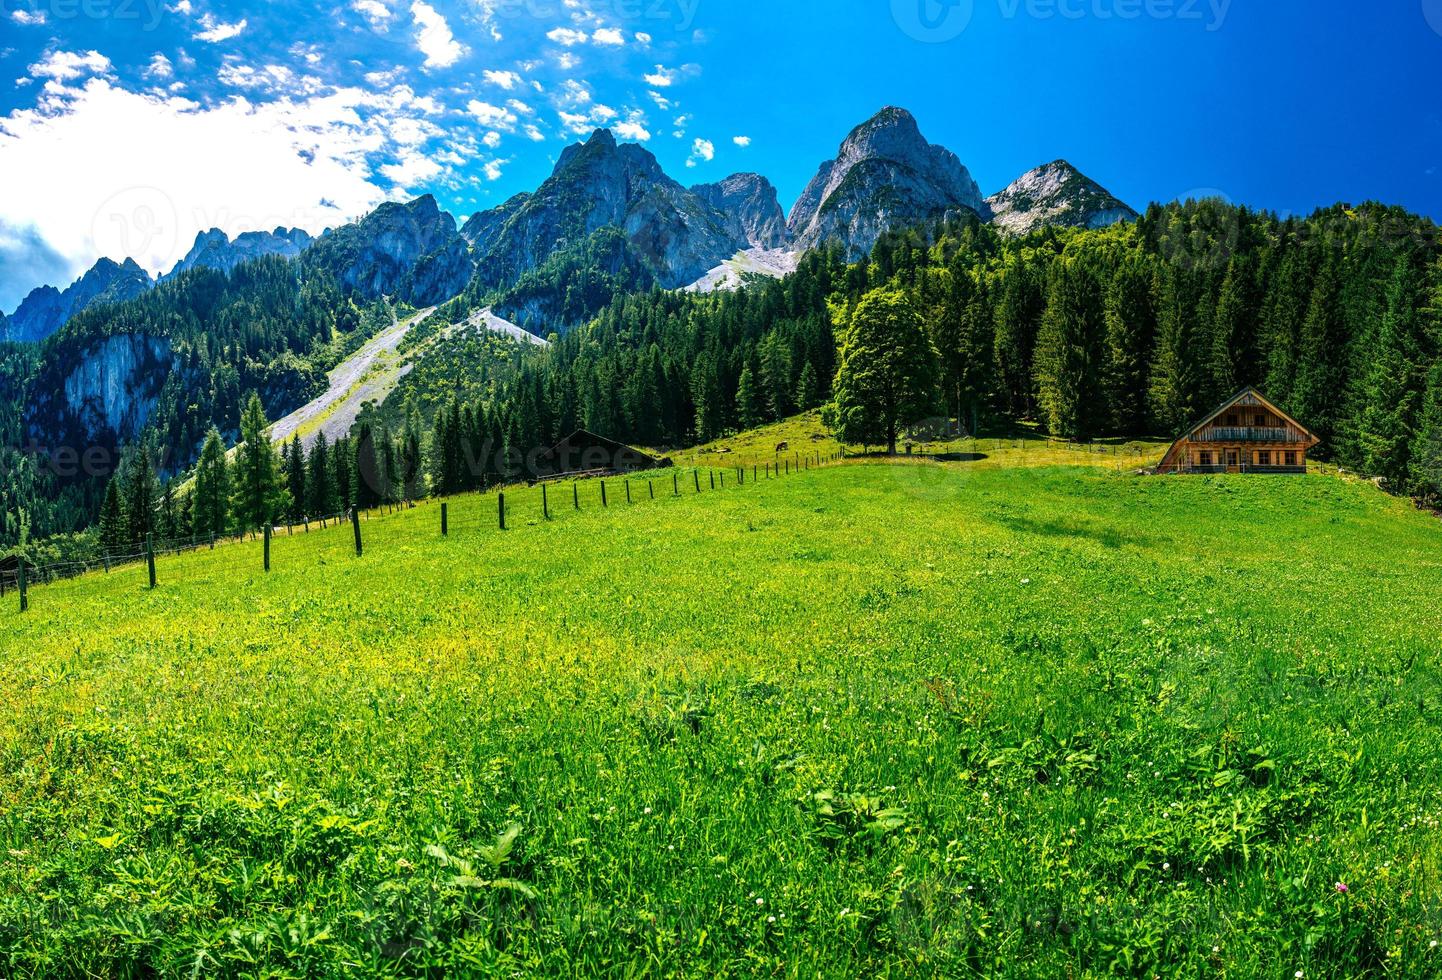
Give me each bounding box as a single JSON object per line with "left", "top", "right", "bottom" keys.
{"left": 825, "top": 288, "right": 938, "bottom": 454}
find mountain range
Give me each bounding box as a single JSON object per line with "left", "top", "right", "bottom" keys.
{"left": 1, "top": 107, "right": 1134, "bottom": 345}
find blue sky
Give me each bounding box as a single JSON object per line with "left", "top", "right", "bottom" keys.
{"left": 1, "top": 0, "right": 1440, "bottom": 311}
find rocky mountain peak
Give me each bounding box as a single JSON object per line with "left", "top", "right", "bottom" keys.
{"left": 787, "top": 106, "right": 983, "bottom": 258}
{"left": 690, "top": 173, "right": 790, "bottom": 250}
{"left": 984, "top": 160, "right": 1137, "bottom": 235}
{"left": 2, "top": 256, "right": 153, "bottom": 344}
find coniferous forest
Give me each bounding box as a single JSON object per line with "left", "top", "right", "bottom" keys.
{"left": 5, "top": 197, "right": 1442, "bottom": 561}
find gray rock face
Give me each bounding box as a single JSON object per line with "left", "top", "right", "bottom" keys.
{"left": 166, "top": 226, "right": 313, "bottom": 278}
{"left": 61, "top": 333, "right": 175, "bottom": 441}
{"left": 984, "top": 160, "right": 1137, "bottom": 235}
{"left": 690, "top": 173, "right": 790, "bottom": 250}
{"left": 2, "top": 257, "right": 153, "bottom": 344}
{"left": 305, "top": 194, "right": 463, "bottom": 301}
{"left": 461, "top": 193, "right": 531, "bottom": 253}
{"left": 786, "top": 107, "right": 983, "bottom": 259}
{"left": 477, "top": 129, "right": 743, "bottom": 289}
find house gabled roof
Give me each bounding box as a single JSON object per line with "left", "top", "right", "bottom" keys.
{"left": 1158, "top": 387, "right": 1320, "bottom": 470}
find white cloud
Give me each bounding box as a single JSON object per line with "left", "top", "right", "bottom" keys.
{"left": 615, "top": 120, "right": 649, "bottom": 141}
{"left": 589, "top": 103, "right": 616, "bottom": 122}
{"left": 352, "top": 0, "right": 392, "bottom": 28}
{"left": 474, "top": 0, "right": 503, "bottom": 41}
{"left": 194, "top": 14, "right": 247, "bottom": 43}
{"left": 557, "top": 111, "right": 591, "bottom": 135}
{"left": 686, "top": 137, "right": 714, "bottom": 167}
{"left": 557, "top": 79, "right": 591, "bottom": 106}
{"left": 523, "top": 123, "right": 545, "bottom": 141}
{"left": 643, "top": 64, "right": 674, "bottom": 87}
{"left": 482, "top": 130, "right": 502, "bottom": 148}
{"left": 466, "top": 99, "right": 517, "bottom": 130}
{"left": 733, "top": 135, "right": 751, "bottom": 147}
{"left": 547, "top": 27, "right": 589, "bottom": 46}
{"left": 506, "top": 98, "right": 534, "bottom": 115}
{"left": 143, "top": 54, "right": 174, "bottom": 80}
{"left": 483, "top": 159, "right": 505, "bottom": 180}
{"left": 411, "top": 1, "right": 465, "bottom": 68}
{"left": 634, "top": 32, "right": 652, "bottom": 44}
{"left": 169, "top": 0, "right": 193, "bottom": 13}
{"left": 381, "top": 149, "right": 441, "bottom": 188}
{"left": 647, "top": 90, "right": 671, "bottom": 110}
{"left": 484, "top": 69, "right": 522, "bottom": 89}
{"left": 29, "top": 50, "right": 112, "bottom": 82}
{"left": 0, "top": 79, "right": 408, "bottom": 289}
{"left": 592, "top": 27, "right": 625, "bottom": 46}
{"left": 11, "top": 9, "right": 47, "bottom": 25}
{"left": 672, "top": 113, "right": 689, "bottom": 138}
{"left": 556, "top": 52, "right": 581, "bottom": 70}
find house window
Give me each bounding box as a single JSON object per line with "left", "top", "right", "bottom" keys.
{"left": 1255, "top": 413, "right": 1266, "bottom": 427}
{"left": 1199, "top": 451, "right": 1213, "bottom": 467}
{"left": 1284, "top": 451, "right": 1297, "bottom": 467}
{"left": 1258, "top": 450, "right": 1272, "bottom": 466}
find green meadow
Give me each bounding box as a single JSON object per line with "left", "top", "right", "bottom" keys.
{"left": 2, "top": 461, "right": 1441, "bottom": 977}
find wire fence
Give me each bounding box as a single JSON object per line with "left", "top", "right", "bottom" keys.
{"left": 5, "top": 451, "right": 845, "bottom": 613}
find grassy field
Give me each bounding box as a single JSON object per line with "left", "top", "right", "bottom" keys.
{"left": 2, "top": 460, "right": 1441, "bottom": 977}
{"left": 671, "top": 410, "right": 1169, "bottom": 474}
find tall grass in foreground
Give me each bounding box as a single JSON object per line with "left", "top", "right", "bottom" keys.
{"left": 1, "top": 462, "right": 1440, "bottom": 977}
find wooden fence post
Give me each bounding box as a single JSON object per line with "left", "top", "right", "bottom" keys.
{"left": 720, "top": 470, "right": 725, "bottom": 488}
{"left": 573, "top": 482, "right": 579, "bottom": 510}
{"left": 601, "top": 480, "right": 608, "bottom": 508}
{"left": 498, "top": 492, "right": 507, "bottom": 530}
{"left": 754, "top": 464, "right": 758, "bottom": 482}
{"left": 709, "top": 470, "right": 715, "bottom": 490}
{"left": 352, "top": 508, "right": 363, "bottom": 557}
{"left": 146, "top": 534, "right": 157, "bottom": 589}
{"left": 649, "top": 479, "right": 655, "bottom": 499}
{"left": 441, "top": 502, "right": 448, "bottom": 536}
{"left": 542, "top": 484, "right": 549, "bottom": 520}
{"left": 18, "top": 562, "right": 27, "bottom": 613}
{"left": 673, "top": 472, "right": 679, "bottom": 496}
{"left": 626, "top": 479, "right": 632, "bottom": 504}
{"left": 264, "top": 525, "right": 271, "bottom": 572}
{"left": 694, "top": 470, "right": 701, "bottom": 493}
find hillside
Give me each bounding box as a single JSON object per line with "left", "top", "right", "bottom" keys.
{"left": 2, "top": 461, "right": 1440, "bottom": 977}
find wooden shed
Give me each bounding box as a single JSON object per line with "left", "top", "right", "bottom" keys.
{"left": 1157, "top": 387, "right": 1319, "bottom": 474}
{"left": 535, "top": 430, "right": 671, "bottom": 478}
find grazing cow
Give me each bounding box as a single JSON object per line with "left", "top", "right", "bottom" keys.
{"left": 775, "top": 441, "right": 789, "bottom": 453}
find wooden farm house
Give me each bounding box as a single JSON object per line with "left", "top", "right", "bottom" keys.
{"left": 535, "top": 430, "right": 671, "bottom": 478}
{"left": 1157, "top": 387, "right": 1319, "bottom": 474}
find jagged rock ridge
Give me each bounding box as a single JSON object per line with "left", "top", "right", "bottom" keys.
{"left": 2, "top": 257, "right": 153, "bottom": 344}
{"left": 166, "top": 227, "right": 314, "bottom": 278}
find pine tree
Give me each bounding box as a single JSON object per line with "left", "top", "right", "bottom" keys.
{"left": 1293, "top": 249, "right": 1348, "bottom": 450}
{"left": 286, "top": 435, "right": 306, "bottom": 521}
{"left": 231, "top": 392, "right": 289, "bottom": 531}
{"left": 758, "top": 332, "right": 794, "bottom": 420}
{"left": 825, "top": 288, "right": 939, "bottom": 453}
{"left": 192, "top": 428, "right": 230, "bottom": 540}
{"left": 353, "top": 421, "right": 384, "bottom": 508}
{"left": 1034, "top": 259, "right": 1106, "bottom": 440}
{"left": 735, "top": 364, "right": 763, "bottom": 430}
{"left": 308, "top": 432, "right": 333, "bottom": 517}
{"left": 98, "top": 477, "right": 128, "bottom": 557}
{"left": 125, "top": 442, "right": 158, "bottom": 543}
{"left": 1149, "top": 266, "right": 1208, "bottom": 433}
{"left": 1356, "top": 257, "right": 1428, "bottom": 487}
{"left": 795, "top": 361, "right": 821, "bottom": 412}
{"left": 993, "top": 256, "right": 1043, "bottom": 419}
{"left": 400, "top": 424, "right": 424, "bottom": 501}
{"left": 1102, "top": 254, "right": 1156, "bottom": 435}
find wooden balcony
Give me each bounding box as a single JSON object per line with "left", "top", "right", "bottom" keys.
{"left": 1192, "top": 427, "right": 1308, "bottom": 443}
